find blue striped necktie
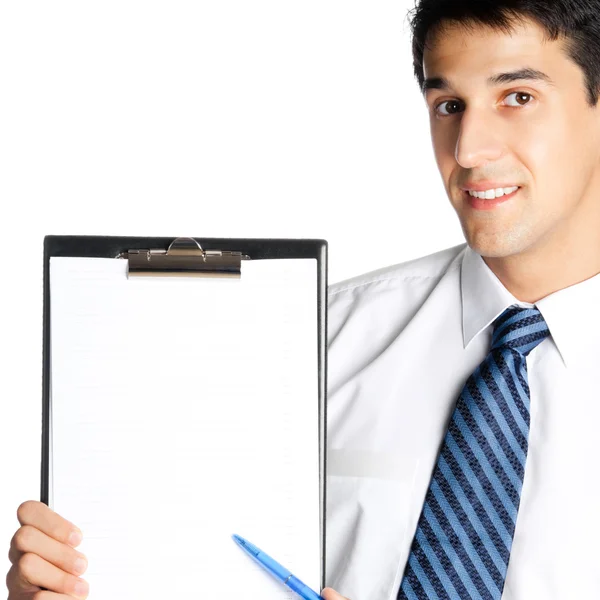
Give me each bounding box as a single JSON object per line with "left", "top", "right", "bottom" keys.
{"left": 397, "top": 304, "right": 550, "bottom": 600}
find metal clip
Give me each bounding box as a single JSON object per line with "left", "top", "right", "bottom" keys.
{"left": 124, "top": 237, "right": 249, "bottom": 278}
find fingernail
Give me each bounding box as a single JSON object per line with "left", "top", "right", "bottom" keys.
{"left": 74, "top": 579, "right": 89, "bottom": 597}
{"left": 74, "top": 556, "right": 87, "bottom": 574}
{"left": 69, "top": 529, "right": 83, "bottom": 546}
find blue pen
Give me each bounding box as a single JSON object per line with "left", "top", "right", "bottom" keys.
{"left": 232, "top": 534, "right": 324, "bottom": 600}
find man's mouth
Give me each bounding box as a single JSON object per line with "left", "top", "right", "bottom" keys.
{"left": 463, "top": 186, "right": 521, "bottom": 210}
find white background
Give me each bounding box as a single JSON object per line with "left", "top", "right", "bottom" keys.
{"left": 0, "top": 0, "right": 463, "bottom": 584}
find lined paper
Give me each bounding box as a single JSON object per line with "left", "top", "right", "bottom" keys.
{"left": 49, "top": 256, "right": 320, "bottom": 599}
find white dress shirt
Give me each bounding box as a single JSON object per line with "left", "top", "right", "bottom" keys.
{"left": 325, "top": 242, "right": 600, "bottom": 600}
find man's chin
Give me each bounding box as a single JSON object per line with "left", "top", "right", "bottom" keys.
{"left": 463, "top": 230, "right": 525, "bottom": 259}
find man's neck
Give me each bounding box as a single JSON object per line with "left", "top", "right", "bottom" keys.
{"left": 483, "top": 225, "right": 600, "bottom": 303}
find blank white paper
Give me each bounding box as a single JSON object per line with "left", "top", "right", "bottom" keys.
{"left": 49, "top": 256, "right": 320, "bottom": 599}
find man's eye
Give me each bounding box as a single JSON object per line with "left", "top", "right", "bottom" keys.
{"left": 504, "top": 91, "right": 534, "bottom": 106}
{"left": 435, "top": 100, "right": 462, "bottom": 116}
{"left": 434, "top": 92, "right": 534, "bottom": 116}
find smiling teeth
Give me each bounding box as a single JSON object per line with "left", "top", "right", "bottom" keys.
{"left": 468, "top": 186, "right": 519, "bottom": 199}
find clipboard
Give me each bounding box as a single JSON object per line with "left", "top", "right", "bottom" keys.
{"left": 41, "top": 234, "right": 328, "bottom": 598}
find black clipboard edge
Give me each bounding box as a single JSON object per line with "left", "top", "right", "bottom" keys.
{"left": 41, "top": 234, "right": 328, "bottom": 590}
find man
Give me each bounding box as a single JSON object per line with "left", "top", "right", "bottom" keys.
{"left": 7, "top": 0, "right": 600, "bottom": 598}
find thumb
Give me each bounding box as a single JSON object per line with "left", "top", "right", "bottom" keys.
{"left": 322, "top": 587, "right": 351, "bottom": 600}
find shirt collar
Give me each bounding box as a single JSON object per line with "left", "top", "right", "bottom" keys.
{"left": 461, "top": 245, "right": 600, "bottom": 368}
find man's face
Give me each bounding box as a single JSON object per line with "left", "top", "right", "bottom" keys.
{"left": 422, "top": 18, "right": 600, "bottom": 259}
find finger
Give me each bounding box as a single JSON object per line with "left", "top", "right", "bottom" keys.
{"left": 321, "top": 587, "right": 350, "bottom": 600}
{"left": 14, "top": 552, "right": 89, "bottom": 599}
{"left": 9, "top": 525, "right": 88, "bottom": 577}
{"left": 8, "top": 591, "right": 79, "bottom": 600}
{"left": 17, "top": 501, "right": 83, "bottom": 548}
{"left": 25, "top": 591, "right": 79, "bottom": 600}
{"left": 19, "top": 592, "right": 79, "bottom": 600}
{"left": 5, "top": 563, "right": 42, "bottom": 598}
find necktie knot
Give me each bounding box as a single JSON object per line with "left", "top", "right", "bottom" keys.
{"left": 491, "top": 304, "right": 550, "bottom": 356}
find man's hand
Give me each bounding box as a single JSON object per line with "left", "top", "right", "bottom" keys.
{"left": 6, "top": 500, "right": 89, "bottom": 599}
{"left": 322, "top": 587, "right": 351, "bottom": 600}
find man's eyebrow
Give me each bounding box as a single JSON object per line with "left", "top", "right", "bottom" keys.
{"left": 423, "top": 67, "right": 555, "bottom": 95}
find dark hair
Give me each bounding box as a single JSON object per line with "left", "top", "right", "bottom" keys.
{"left": 406, "top": 0, "right": 600, "bottom": 107}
